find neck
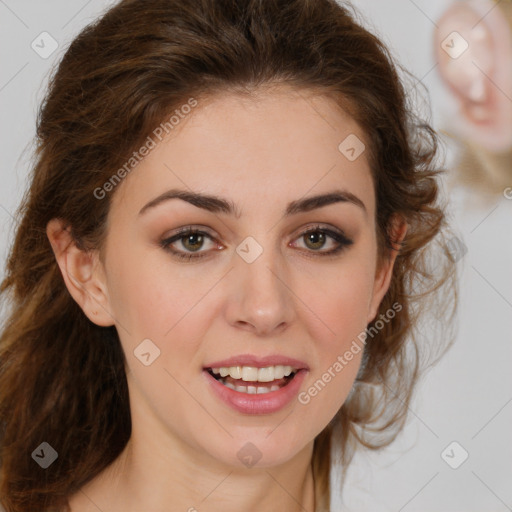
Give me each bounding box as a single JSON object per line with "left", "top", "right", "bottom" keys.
{"left": 115, "top": 437, "right": 316, "bottom": 512}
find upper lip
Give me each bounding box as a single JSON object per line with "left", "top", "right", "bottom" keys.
{"left": 203, "top": 354, "right": 309, "bottom": 370}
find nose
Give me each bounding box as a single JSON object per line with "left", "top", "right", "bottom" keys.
{"left": 224, "top": 240, "right": 295, "bottom": 336}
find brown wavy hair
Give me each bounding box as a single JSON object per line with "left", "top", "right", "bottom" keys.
{"left": 0, "top": 0, "right": 458, "bottom": 510}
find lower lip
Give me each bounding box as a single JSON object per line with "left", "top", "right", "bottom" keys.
{"left": 203, "top": 369, "right": 308, "bottom": 415}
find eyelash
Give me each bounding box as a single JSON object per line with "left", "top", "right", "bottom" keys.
{"left": 159, "top": 225, "right": 353, "bottom": 261}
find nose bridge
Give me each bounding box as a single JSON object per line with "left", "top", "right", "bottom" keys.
{"left": 227, "top": 233, "right": 294, "bottom": 333}
{"left": 237, "top": 233, "right": 287, "bottom": 300}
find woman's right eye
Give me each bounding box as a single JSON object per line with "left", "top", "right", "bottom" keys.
{"left": 160, "top": 228, "right": 219, "bottom": 261}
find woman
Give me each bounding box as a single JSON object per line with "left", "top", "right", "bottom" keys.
{"left": 0, "top": 0, "right": 457, "bottom": 510}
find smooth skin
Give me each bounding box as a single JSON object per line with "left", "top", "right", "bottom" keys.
{"left": 47, "top": 84, "right": 406, "bottom": 512}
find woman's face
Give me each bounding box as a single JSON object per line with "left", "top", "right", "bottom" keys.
{"left": 97, "top": 86, "right": 397, "bottom": 470}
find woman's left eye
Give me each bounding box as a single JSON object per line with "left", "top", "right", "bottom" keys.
{"left": 160, "top": 225, "right": 353, "bottom": 261}
{"left": 290, "top": 226, "right": 353, "bottom": 256}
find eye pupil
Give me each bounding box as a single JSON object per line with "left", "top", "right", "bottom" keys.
{"left": 305, "top": 232, "right": 325, "bottom": 250}
{"left": 184, "top": 233, "right": 203, "bottom": 251}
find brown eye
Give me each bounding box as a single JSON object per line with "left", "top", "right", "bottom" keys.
{"left": 181, "top": 232, "right": 205, "bottom": 252}
{"left": 303, "top": 231, "right": 327, "bottom": 250}
{"left": 291, "top": 226, "right": 353, "bottom": 257}
{"left": 160, "top": 228, "right": 219, "bottom": 261}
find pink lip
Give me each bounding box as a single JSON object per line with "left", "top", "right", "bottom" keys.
{"left": 203, "top": 354, "right": 309, "bottom": 370}
{"left": 203, "top": 368, "right": 308, "bottom": 414}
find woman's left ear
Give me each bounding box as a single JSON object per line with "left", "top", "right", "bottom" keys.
{"left": 367, "top": 215, "right": 408, "bottom": 323}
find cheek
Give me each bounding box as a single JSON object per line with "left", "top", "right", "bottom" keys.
{"left": 294, "top": 253, "right": 375, "bottom": 419}
{"left": 105, "top": 249, "right": 212, "bottom": 409}
{"left": 302, "top": 250, "right": 376, "bottom": 346}
{"left": 105, "top": 242, "right": 209, "bottom": 340}
{"left": 311, "top": 272, "right": 372, "bottom": 331}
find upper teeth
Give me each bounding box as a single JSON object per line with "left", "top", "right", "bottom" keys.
{"left": 211, "top": 365, "right": 296, "bottom": 382}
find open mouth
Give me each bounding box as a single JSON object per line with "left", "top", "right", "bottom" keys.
{"left": 206, "top": 368, "right": 298, "bottom": 394}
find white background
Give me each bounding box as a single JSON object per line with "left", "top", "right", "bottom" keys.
{"left": 0, "top": 1, "right": 511, "bottom": 511}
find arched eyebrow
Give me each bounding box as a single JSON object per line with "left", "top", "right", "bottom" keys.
{"left": 138, "top": 188, "right": 367, "bottom": 218}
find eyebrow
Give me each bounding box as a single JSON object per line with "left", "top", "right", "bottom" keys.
{"left": 138, "top": 188, "right": 367, "bottom": 218}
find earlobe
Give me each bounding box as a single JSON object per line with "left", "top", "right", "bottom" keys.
{"left": 46, "top": 218, "right": 114, "bottom": 327}
{"left": 434, "top": 0, "right": 512, "bottom": 152}
{"left": 367, "top": 216, "right": 407, "bottom": 324}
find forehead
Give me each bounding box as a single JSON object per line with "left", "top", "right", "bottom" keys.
{"left": 110, "top": 84, "right": 375, "bottom": 219}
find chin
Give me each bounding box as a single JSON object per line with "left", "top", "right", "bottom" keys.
{"left": 198, "top": 426, "right": 313, "bottom": 471}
